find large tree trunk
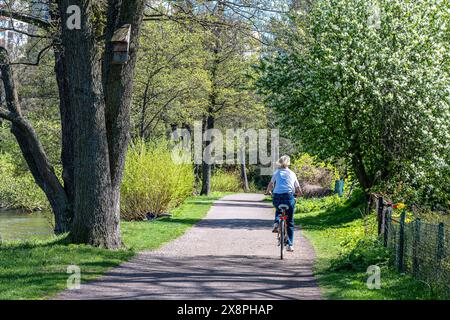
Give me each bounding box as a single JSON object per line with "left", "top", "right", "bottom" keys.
{"left": 102, "top": 0, "right": 145, "bottom": 245}
{"left": 51, "top": 4, "right": 75, "bottom": 232}
{"left": 58, "top": 0, "right": 118, "bottom": 248}
{"left": 57, "top": 0, "right": 144, "bottom": 248}
{"left": 0, "top": 48, "right": 71, "bottom": 233}
{"left": 54, "top": 49, "right": 75, "bottom": 230}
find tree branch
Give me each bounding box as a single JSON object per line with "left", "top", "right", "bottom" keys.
{"left": 0, "top": 9, "right": 52, "bottom": 31}
{"left": 0, "top": 106, "right": 15, "bottom": 122}
{"left": 10, "top": 43, "right": 53, "bottom": 66}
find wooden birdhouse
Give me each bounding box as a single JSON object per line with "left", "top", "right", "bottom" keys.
{"left": 111, "top": 24, "right": 131, "bottom": 65}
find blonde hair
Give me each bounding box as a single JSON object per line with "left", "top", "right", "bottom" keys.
{"left": 276, "top": 155, "right": 291, "bottom": 169}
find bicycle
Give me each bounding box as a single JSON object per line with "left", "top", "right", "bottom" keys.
{"left": 277, "top": 204, "right": 290, "bottom": 260}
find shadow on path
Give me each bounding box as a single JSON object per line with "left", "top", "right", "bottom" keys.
{"left": 60, "top": 255, "right": 321, "bottom": 300}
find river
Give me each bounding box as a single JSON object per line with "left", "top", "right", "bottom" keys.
{"left": 0, "top": 209, "right": 53, "bottom": 242}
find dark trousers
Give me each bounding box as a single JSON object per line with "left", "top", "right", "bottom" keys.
{"left": 272, "top": 193, "right": 296, "bottom": 246}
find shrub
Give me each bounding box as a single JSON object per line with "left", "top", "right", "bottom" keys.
{"left": 291, "top": 153, "right": 339, "bottom": 189}
{"left": 120, "top": 140, "right": 194, "bottom": 221}
{"left": 210, "top": 170, "right": 241, "bottom": 193}
{"left": 0, "top": 152, "right": 49, "bottom": 210}
{"left": 296, "top": 195, "right": 343, "bottom": 213}
{"left": 331, "top": 238, "right": 392, "bottom": 272}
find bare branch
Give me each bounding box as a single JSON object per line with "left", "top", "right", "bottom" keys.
{"left": 0, "top": 9, "right": 51, "bottom": 31}
{"left": 10, "top": 43, "right": 53, "bottom": 66}
{"left": 0, "top": 106, "right": 15, "bottom": 122}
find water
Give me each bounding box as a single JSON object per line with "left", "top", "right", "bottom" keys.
{"left": 0, "top": 209, "right": 54, "bottom": 241}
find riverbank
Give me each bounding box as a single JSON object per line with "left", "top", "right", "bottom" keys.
{"left": 0, "top": 209, "right": 53, "bottom": 241}
{"left": 0, "top": 193, "right": 225, "bottom": 300}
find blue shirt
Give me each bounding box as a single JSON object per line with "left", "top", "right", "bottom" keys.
{"left": 271, "top": 168, "right": 300, "bottom": 194}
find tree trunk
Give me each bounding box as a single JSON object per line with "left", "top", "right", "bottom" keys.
{"left": 51, "top": 6, "right": 75, "bottom": 230}
{"left": 351, "top": 150, "right": 372, "bottom": 191}
{"left": 53, "top": 48, "right": 75, "bottom": 230}
{"left": 0, "top": 48, "right": 71, "bottom": 233}
{"left": 200, "top": 2, "right": 223, "bottom": 196}
{"left": 201, "top": 113, "right": 214, "bottom": 196}
{"left": 240, "top": 147, "right": 250, "bottom": 192}
{"left": 102, "top": 0, "right": 146, "bottom": 245}
{"left": 57, "top": 0, "right": 145, "bottom": 248}
{"left": 58, "top": 0, "right": 119, "bottom": 248}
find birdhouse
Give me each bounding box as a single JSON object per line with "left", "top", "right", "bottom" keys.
{"left": 111, "top": 24, "right": 131, "bottom": 65}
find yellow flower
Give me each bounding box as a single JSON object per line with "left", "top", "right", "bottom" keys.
{"left": 394, "top": 202, "right": 406, "bottom": 210}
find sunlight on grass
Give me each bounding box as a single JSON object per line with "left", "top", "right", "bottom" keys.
{"left": 297, "top": 195, "right": 440, "bottom": 300}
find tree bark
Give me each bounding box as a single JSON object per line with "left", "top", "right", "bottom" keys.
{"left": 102, "top": 0, "right": 146, "bottom": 244}
{"left": 0, "top": 48, "right": 71, "bottom": 233}
{"left": 351, "top": 149, "right": 372, "bottom": 191}
{"left": 56, "top": 0, "right": 145, "bottom": 248}
{"left": 51, "top": 2, "right": 75, "bottom": 231}
{"left": 200, "top": 113, "right": 214, "bottom": 195}
{"left": 240, "top": 147, "right": 250, "bottom": 192}
{"left": 58, "top": 0, "right": 119, "bottom": 248}
{"left": 53, "top": 48, "right": 75, "bottom": 227}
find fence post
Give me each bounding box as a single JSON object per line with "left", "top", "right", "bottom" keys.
{"left": 383, "top": 205, "right": 392, "bottom": 248}
{"left": 437, "top": 223, "right": 445, "bottom": 261}
{"left": 412, "top": 218, "right": 421, "bottom": 277}
{"left": 397, "top": 210, "right": 407, "bottom": 272}
{"left": 377, "top": 196, "right": 384, "bottom": 236}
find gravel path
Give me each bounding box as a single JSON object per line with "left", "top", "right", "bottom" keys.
{"left": 56, "top": 194, "right": 322, "bottom": 300}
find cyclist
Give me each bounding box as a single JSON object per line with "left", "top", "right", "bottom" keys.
{"left": 265, "top": 155, "right": 302, "bottom": 252}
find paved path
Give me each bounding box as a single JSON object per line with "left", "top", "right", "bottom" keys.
{"left": 56, "top": 194, "right": 322, "bottom": 300}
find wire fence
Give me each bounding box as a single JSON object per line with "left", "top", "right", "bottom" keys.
{"left": 373, "top": 195, "right": 450, "bottom": 296}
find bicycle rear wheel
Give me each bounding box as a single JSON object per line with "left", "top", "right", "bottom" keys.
{"left": 280, "top": 221, "right": 285, "bottom": 260}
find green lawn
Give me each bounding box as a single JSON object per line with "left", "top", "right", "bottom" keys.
{"left": 0, "top": 193, "right": 225, "bottom": 300}
{"left": 296, "top": 195, "right": 442, "bottom": 300}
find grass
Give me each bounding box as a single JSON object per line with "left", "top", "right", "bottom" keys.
{"left": 0, "top": 192, "right": 225, "bottom": 300}
{"left": 296, "top": 194, "right": 442, "bottom": 300}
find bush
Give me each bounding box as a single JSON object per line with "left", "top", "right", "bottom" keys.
{"left": 291, "top": 154, "right": 338, "bottom": 189}
{"left": 120, "top": 140, "right": 194, "bottom": 221}
{"left": 331, "top": 238, "right": 392, "bottom": 272}
{"left": 0, "top": 153, "right": 49, "bottom": 210}
{"left": 210, "top": 170, "right": 241, "bottom": 193}
{"left": 296, "top": 195, "right": 344, "bottom": 213}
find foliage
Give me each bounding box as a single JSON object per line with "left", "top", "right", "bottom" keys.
{"left": 257, "top": 0, "right": 450, "bottom": 208}
{"left": 296, "top": 194, "right": 343, "bottom": 213}
{"left": 0, "top": 52, "right": 62, "bottom": 211}
{"left": 132, "top": 20, "right": 210, "bottom": 140}
{"left": 210, "top": 169, "right": 242, "bottom": 193}
{"left": 331, "top": 238, "right": 391, "bottom": 272}
{"left": 120, "top": 140, "right": 195, "bottom": 220}
{"left": 0, "top": 153, "right": 49, "bottom": 210}
{"left": 0, "top": 194, "right": 223, "bottom": 300}
{"left": 291, "top": 153, "right": 339, "bottom": 188}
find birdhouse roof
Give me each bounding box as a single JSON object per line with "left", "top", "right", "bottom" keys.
{"left": 112, "top": 24, "right": 131, "bottom": 43}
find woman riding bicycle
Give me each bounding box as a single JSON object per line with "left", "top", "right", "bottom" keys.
{"left": 265, "top": 155, "right": 302, "bottom": 252}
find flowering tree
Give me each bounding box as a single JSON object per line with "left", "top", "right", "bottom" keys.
{"left": 257, "top": 0, "right": 449, "bottom": 207}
